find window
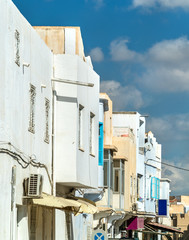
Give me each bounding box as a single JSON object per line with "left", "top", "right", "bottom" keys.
{"left": 89, "top": 112, "right": 95, "bottom": 154}
{"left": 151, "top": 177, "right": 160, "bottom": 199}
{"left": 113, "top": 168, "right": 120, "bottom": 193}
{"left": 157, "top": 178, "right": 160, "bottom": 199}
{"left": 151, "top": 177, "right": 156, "bottom": 199}
{"left": 110, "top": 160, "right": 113, "bottom": 189}
{"left": 104, "top": 150, "right": 113, "bottom": 189}
{"left": 113, "top": 159, "right": 125, "bottom": 194}
{"left": 130, "top": 176, "right": 133, "bottom": 202}
{"left": 137, "top": 174, "right": 142, "bottom": 199}
{"left": 99, "top": 122, "right": 103, "bottom": 166}
{"left": 122, "top": 168, "right": 125, "bottom": 194}
{"left": 104, "top": 161, "right": 108, "bottom": 187}
{"left": 78, "top": 105, "right": 84, "bottom": 149}
{"left": 44, "top": 98, "right": 50, "bottom": 143}
{"left": 29, "top": 206, "right": 53, "bottom": 240}
{"left": 29, "top": 206, "right": 37, "bottom": 240}
{"left": 104, "top": 149, "right": 109, "bottom": 159}
{"left": 133, "top": 177, "right": 136, "bottom": 199}
{"left": 15, "top": 30, "right": 20, "bottom": 66}
{"left": 28, "top": 84, "right": 36, "bottom": 134}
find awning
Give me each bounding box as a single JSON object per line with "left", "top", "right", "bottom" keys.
{"left": 29, "top": 193, "right": 99, "bottom": 215}
{"left": 30, "top": 193, "right": 81, "bottom": 213}
{"left": 104, "top": 145, "right": 118, "bottom": 152}
{"left": 97, "top": 206, "right": 114, "bottom": 214}
{"left": 127, "top": 217, "right": 144, "bottom": 230}
{"left": 74, "top": 197, "right": 99, "bottom": 215}
{"left": 113, "top": 155, "right": 128, "bottom": 161}
{"left": 146, "top": 222, "right": 183, "bottom": 234}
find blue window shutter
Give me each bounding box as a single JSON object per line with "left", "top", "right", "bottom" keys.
{"left": 99, "top": 122, "right": 104, "bottom": 166}
{"left": 151, "top": 177, "right": 156, "bottom": 199}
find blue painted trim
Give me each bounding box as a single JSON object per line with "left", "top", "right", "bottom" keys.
{"left": 99, "top": 122, "right": 104, "bottom": 166}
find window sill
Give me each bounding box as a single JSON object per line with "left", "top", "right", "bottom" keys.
{"left": 90, "top": 153, "right": 95, "bottom": 157}
{"left": 79, "top": 148, "right": 85, "bottom": 152}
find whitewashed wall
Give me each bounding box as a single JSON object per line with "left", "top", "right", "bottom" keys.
{"left": 112, "top": 112, "right": 145, "bottom": 211}
{"left": 0, "top": 0, "right": 53, "bottom": 238}
{"left": 145, "top": 132, "right": 162, "bottom": 214}
{"left": 54, "top": 53, "right": 99, "bottom": 189}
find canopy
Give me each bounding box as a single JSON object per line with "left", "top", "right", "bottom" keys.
{"left": 71, "top": 197, "right": 99, "bottom": 215}
{"left": 31, "top": 193, "right": 81, "bottom": 213}
{"left": 146, "top": 222, "right": 183, "bottom": 234}
{"left": 30, "top": 193, "right": 98, "bottom": 215}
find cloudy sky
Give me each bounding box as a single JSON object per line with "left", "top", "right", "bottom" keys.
{"left": 13, "top": 0, "right": 189, "bottom": 195}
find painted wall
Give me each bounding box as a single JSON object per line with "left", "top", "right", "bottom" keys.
{"left": 35, "top": 27, "right": 100, "bottom": 189}
{"left": 0, "top": 0, "right": 53, "bottom": 238}
{"left": 35, "top": 26, "right": 86, "bottom": 61}
{"left": 113, "top": 112, "right": 145, "bottom": 212}
{"left": 145, "top": 131, "right": 162, "bottom": 214}
{"left": 100, "top": 93, "right": 113, "bottom": 146}
{"left": 112, "top": 135, "right": 136, "bottom": 212}
{"left": 53, "top": 53, "right": 99, "bottom": 188}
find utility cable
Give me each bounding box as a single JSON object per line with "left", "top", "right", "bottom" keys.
{"left": 146, "top": 158, "right": 189, "bottom": 172}
{"left": 0, "top": 142, "right": 52, "bottom": 186}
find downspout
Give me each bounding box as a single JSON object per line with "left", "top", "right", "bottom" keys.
{"left": 144, "top": 160, "right": 146, "bottom": 213}
{"left": 10, "top": 165, "right": 16, "bottom": 240}
{"left": 51, "top": 65, "right": 56, "bottom": 196}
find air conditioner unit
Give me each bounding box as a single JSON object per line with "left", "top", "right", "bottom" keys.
{"left": 132, "top": 203, "right": 138, "bottom": 212}
{"left": 28, "top": 174, "right": 43, "bottom": 197}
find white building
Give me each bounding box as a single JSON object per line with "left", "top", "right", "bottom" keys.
{"left": 0, "top": 0, "right": 100, "bottom": 239}
{"left": 0, "top": 0, "right": 53, "bottom": 238}
{"left": 145, "top": 131, "right": 162, "bottom": 214}
{"left": 113, "top": 112, "right": 146, "bottom": 212}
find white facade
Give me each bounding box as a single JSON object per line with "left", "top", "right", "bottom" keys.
{"left": 145, "top": 131, "right": 162, "bottom": 214}
{"left": 160, "top": 178, "right": 171, "bottom": 218}
{"left": 113, "top": 112, "right": 146, "bottom": 212}
{"left": 0, "top": 0, "right": 53, "bottom": 238}
{"left": 53, "top": 36, "right": 99, "bottom": 189}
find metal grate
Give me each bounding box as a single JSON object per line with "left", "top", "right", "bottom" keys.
{"left": 28, "top": 174, "right": 42, "bottom": 197}
{"left": 28, "top": 84, "right": 36, "bottom": 134}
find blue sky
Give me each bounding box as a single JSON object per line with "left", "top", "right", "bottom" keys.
{"left": 13, "top": 0, "right": 189, "bottom": 195}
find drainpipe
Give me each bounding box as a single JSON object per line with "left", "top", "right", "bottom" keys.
{"left": 10, "top": 166, "right": 16, "bottom": 240}
{"left": 51, "top": 85, "right": 56, "bottom": 196}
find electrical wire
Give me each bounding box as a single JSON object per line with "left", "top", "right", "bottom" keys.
{"left": 0, "top": 142, "right": 52, "bottom": 186}
{"left": 147, "top": 158, "right": 189, "bottom": 172}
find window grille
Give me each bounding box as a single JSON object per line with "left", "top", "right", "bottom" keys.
{"left": 28, "top": 84, "right": 36, "bottom": 134}
{"left": 15, "top": 30, "right": 20, "bottom": 66}
{"left": 44, "top": 98, "right": 50, "bottom": 143}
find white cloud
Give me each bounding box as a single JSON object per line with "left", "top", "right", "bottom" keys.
{"left": 85, "top": 0, "right": 104, "bottom": 9}
{"left": 93, "top": 0, "right": 104, "bottom": 9}
{"left": 110, "top": 39, "right": 139, "bottom": 61}
{"left": 89, "top": 47, "right": 104, "bottom": 62}
{"left": 132, "top": 0, "right": 189, "bottom": 9}
{"left": 147, "top": 113, "right": 189, "bottom": 142}
{"left": 100, "top": 80, "right": 144, "bottom": 110}
{"left": 162, "top": 159, "right": 189, "bottom": 195}
{"left": 141, "top": 37, "right": 189, "bottom": 92}
{"left": 110, "top": 37, "right": 189, "bottom": 93}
